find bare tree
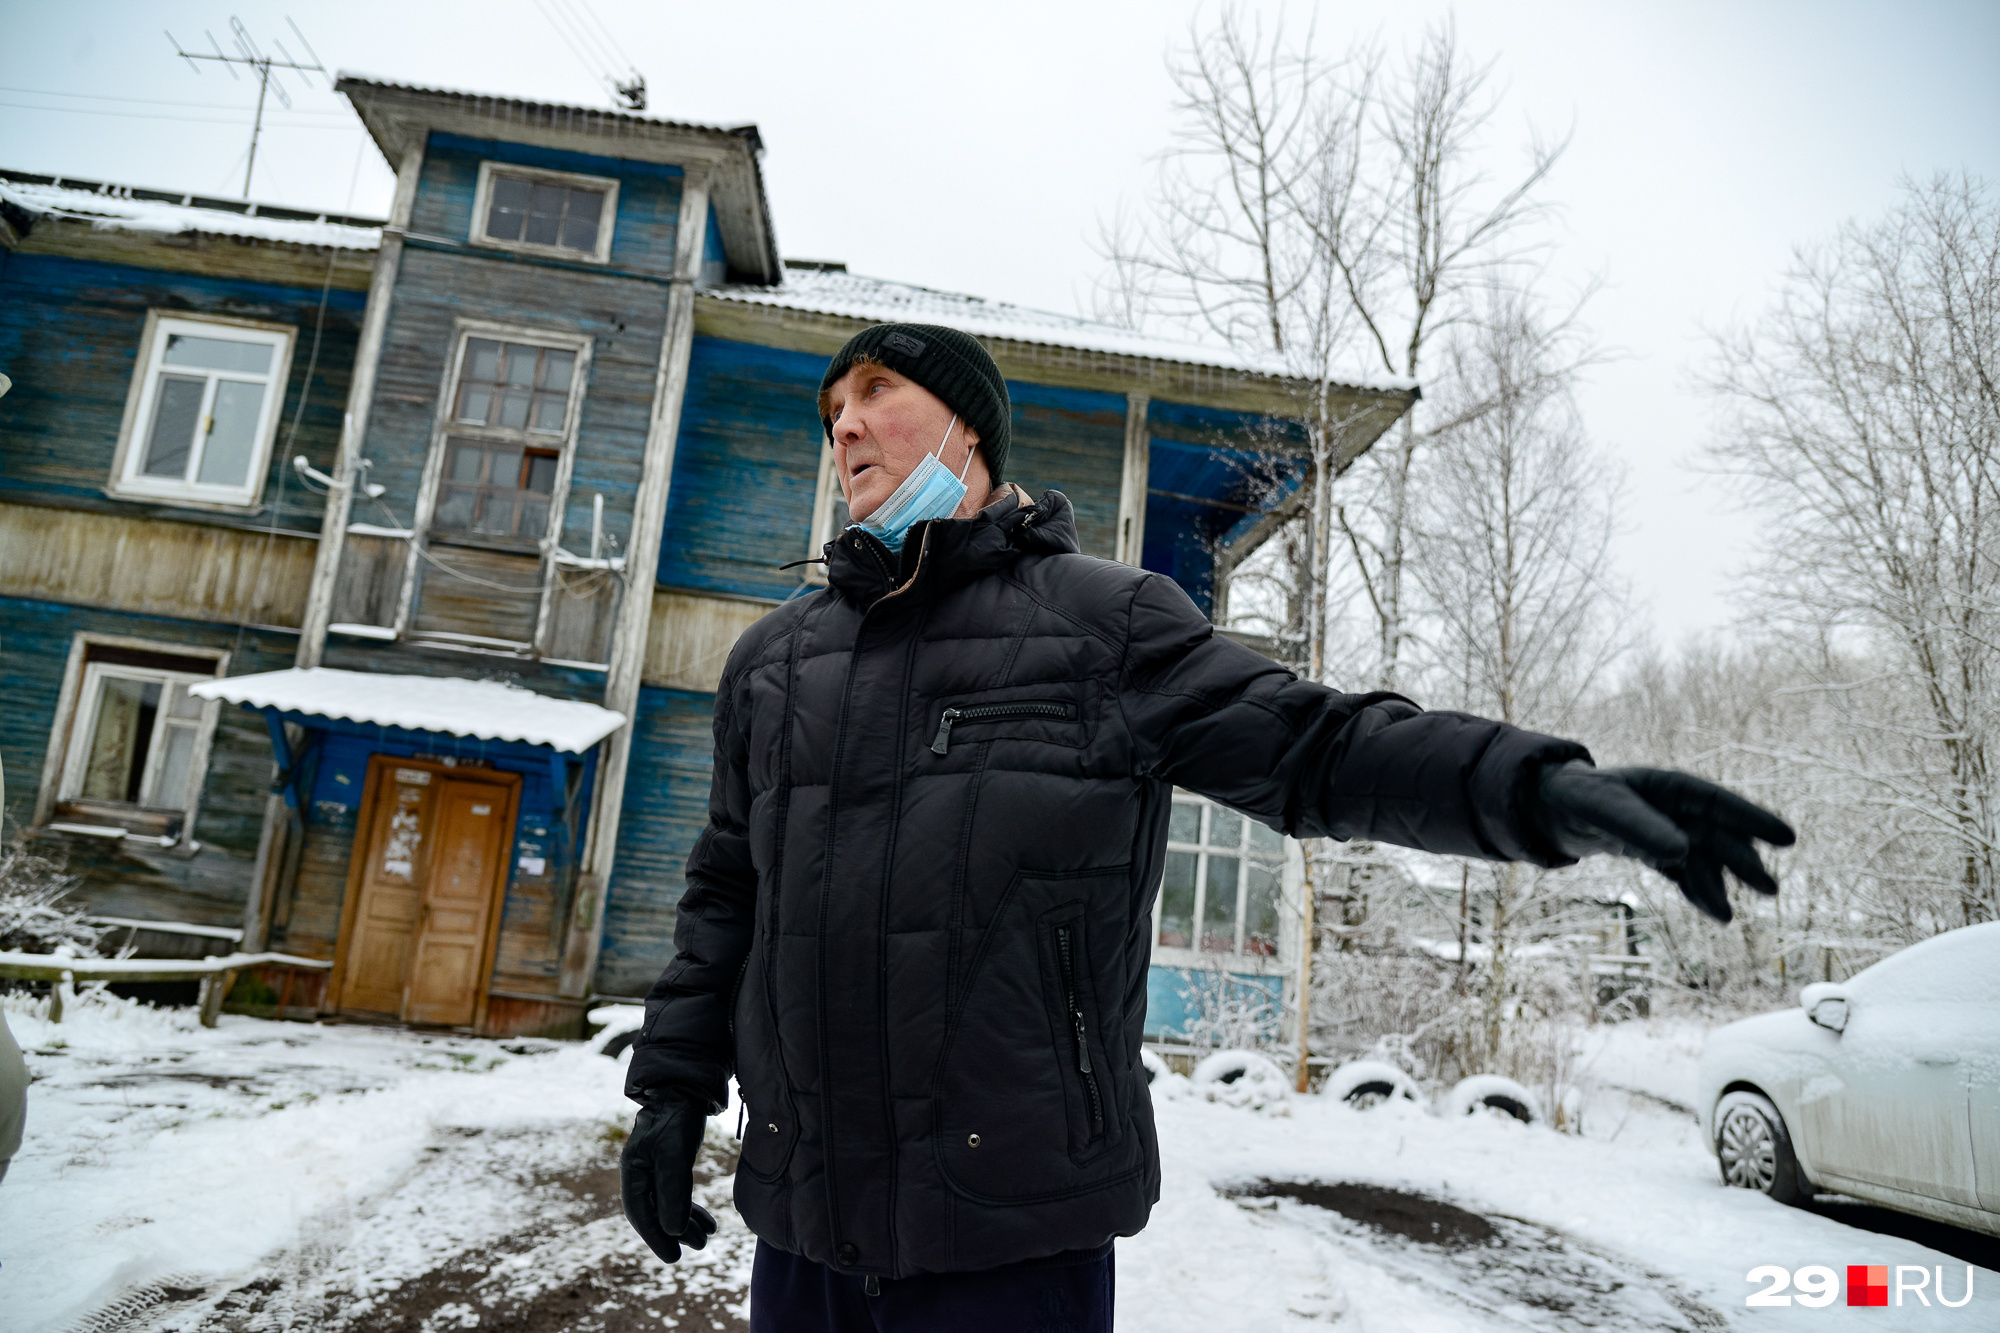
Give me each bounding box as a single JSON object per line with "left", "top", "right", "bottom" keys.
{"left": 1403, "top": 286, "right": 1626, "bottom": 1064}
{"left": 1704, "top": 174, "right": 2000, "bottom": 928}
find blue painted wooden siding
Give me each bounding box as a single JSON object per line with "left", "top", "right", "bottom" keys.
{"left": 0, "top": 594, "right": 297, "bottom": 925}
{"left": 656, "top": 337, "right": 827, "bottom": 600}
{"left": 1143, "top": 399, "right": 1308, "bottom": 616}
{"left": 1001, "top": 381, "right": 1127, "bottom": 560}
{"left": 598, "top": 685, "right": 718, "bottom": 996}
{"left": 0, "top": 253, "right": 361, "bottom": 533}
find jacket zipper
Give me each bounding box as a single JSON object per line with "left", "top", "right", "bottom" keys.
{"left": 930, "top": 700, "right": 1074, "bottom": 755}
{"left": 726, "top": 953, "right": 751, "bottom": 1034}
{"left": 1054, "top": 923, "right": 1104, "bottom": 1136}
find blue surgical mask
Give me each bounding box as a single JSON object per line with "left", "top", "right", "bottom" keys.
{"left": 852, "top": 415, "right": 974, "bottom": 554}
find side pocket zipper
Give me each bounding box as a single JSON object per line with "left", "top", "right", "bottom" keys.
{"left": 1054, "top": 923, "right": 1105, "bottom": 1137}
{"left": 931, "top": 700, "right": 1074, "bottom": 754}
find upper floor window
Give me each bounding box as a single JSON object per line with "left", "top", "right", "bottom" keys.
{"left": 111, "top": 314, "right": 294, "bottom": 509}
{"left": 1157, "top": 795, "right": 1286, "bottom": 957}
{"left": 430, "top": 329, "right": 588, "bottom": 549}
{"left": 472, "top": 163, "right": 618, "bottom": 264}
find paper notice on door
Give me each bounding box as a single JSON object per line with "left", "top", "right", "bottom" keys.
{"left": 518, "top": 856, "right": 547, "bottom": 876}
{"left": 471, "top": 804, "right": 492, "bottom": 816}
{"left": 394, "top": 768, "right": 431, "bottom": 785}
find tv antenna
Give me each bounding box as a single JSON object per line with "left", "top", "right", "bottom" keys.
{"left": 166, "top": 16, "right": 329, "bottom": 198}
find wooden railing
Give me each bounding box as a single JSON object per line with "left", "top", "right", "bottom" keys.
{"left": 0, "top": 950, "right": 331, "bottom": 1027}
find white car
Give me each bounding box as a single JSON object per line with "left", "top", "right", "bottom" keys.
{"left": 1696, "top": 920, "right": 2000, "bottom": 1238}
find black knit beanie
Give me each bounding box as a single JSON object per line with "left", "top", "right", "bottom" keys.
{"left": 818, "top": 323, "right": 1012, "bottom": 483}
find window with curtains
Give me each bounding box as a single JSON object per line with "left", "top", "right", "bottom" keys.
{"left": 1156, "top": 794, "right": 1287, "bottom": 957}
{"left": 111, "top": 315, "right": 294, "bottom": 508}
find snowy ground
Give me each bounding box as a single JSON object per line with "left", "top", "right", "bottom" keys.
{"left": 3, "top": 995, "right": 1992, "bottom": 1332}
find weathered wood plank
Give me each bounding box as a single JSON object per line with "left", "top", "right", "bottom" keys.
{"left": 0, "top": 503, "right": 315, "bottom": 628}
{"left": 10, "top": 217, "right": 376, "bottom": 291}
{"left": 597, "top": 686, "right": 717, "bottom": 998}
{"left": 641, "top": 589, "right": 773, "bottom": 693}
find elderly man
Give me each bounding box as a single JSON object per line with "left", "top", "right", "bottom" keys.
{"left": 622, "top": 323, "right": 1791, "bottom": 1332}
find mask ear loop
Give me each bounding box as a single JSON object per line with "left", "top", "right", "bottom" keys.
{"left": 934, "top": 414, "right": 977, "bottom": 483}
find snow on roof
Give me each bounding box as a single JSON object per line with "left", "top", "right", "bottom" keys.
{"left": 334, "top": 71, "right": 763, "bottom": 147}
{"left": 709, "top": 266, "right": 1417, "bottom": 394}
{"left": 0, "top": 173, "right": 382, "bottom": 251}
{"left": 189, "top": 668, "right": 624, "bottom": 753}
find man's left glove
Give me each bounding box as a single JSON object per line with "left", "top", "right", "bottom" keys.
{"left": 620, "top": 1098, "right": 719, "bottom": 1264}
{"left": 1533, "top": 761, "right": 1797, "bottom": 923}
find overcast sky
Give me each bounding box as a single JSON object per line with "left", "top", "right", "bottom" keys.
{"left": 5, "top": 1, "right": 1997, "bottom": 644}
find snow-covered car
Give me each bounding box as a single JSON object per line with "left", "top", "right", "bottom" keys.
{"left": 1695, "top": 921, "right": 2000, "bottom": 1238}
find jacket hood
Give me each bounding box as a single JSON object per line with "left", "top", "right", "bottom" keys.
{"left": 825, "top": 487, "right": 1080, "bottom": 610}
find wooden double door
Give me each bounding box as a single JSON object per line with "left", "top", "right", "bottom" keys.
{"left": 335, "top": 756, "right": 519, "bottom": 1027}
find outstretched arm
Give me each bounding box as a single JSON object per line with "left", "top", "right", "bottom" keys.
{"left": 1119, "top": 574, "right": 1793, "bottom": 915}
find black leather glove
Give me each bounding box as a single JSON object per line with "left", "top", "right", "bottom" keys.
{"left": 1534, "top": 761, "right": 1796, "bottom": 923}
{"left": 620, "top": 1099, "right": 719, "bottom": 1264}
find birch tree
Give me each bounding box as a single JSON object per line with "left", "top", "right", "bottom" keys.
{"left": 1704, "top": 174, "right": 2000, "bottom": 928}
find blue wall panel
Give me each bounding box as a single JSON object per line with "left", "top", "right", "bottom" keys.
{"left": 598, "top": 686, "right": 718, "bottom": 996}
{"left": 657, "top": 337, "right": 827, "bottom": 600}
{"left": 1001, "top": 381, "right": 1127, "bottom": 560}
{"left": 1143, "top": 964, "right": 1285, "bottom": 1041}
{"left": 0, "top": 253, "right": 361, "bottom": 533}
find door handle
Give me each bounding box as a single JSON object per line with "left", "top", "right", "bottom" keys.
{"left": 1915, "top": 1051, "right": 1960, "bottom": 1066}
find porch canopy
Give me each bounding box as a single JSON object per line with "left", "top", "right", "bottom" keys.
{"left": 190, "top": 668, "right": 626, "bottom": 753}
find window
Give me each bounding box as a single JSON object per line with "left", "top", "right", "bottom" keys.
{"left": 1157, "top": 796, "right": 1286, "bottom": 957}
{"left": 802, "top": 445, "right": 851, "bottom": 582}
{"left": 471, "top": 163, "right": 618, "bottom": 263}
{"left": 431, "top": 334, "right": 584, "bottom": 548}
{"left": 47, "top": 642, "right": 226, "bottom": 842}
{"left": 112, "top": 314, "right": 294, "bottom": 508}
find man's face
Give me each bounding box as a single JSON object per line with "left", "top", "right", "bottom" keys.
{"left": 824, "top": 362, "right": 980, "bottom": 523}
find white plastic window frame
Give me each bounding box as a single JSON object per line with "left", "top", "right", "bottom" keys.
{"left": 802, "top": 445, "right": 850, "bottom": 584}
{"left": 108, "top": 311, "right": 296, "bottom": 511}
{"left": 469, "top": 161, "right": 619, "bottom": 265}
{"left": 34, "top": 634, "right": 229, "bottom": 845}
{"left": 1149, "top": 791, "right": 1295, "bottom": 972}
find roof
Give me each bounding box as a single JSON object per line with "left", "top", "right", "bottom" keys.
{"left": 335, "top": 74, "right": 782, "bottom": 284}
{"left": 707, "top": 265, "right": 1417, "bottom": 395}
{"left": 0, "top": 170, "right": 383, "bottom": 251}
{"left": 189, "top": 668, "right": 625, "bottom": 753}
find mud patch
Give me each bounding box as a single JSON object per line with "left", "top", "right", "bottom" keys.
{"left": 1223, "top": 1178, "right": 1727, "bottom": 1331}
{"left": 75, "top": 1124, "right": 753, "bottom": 1333}
{"left": 1232, "top": 1180, "right": 1496, "bottom": 1248}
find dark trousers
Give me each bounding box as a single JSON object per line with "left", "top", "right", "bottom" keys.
{"left": 748, "top": 1238, "right": 1115, "bottom": 1333}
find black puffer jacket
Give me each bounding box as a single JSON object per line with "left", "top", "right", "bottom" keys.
{"left": 627, "top": 489, "right": 1584, "bottom": 1279}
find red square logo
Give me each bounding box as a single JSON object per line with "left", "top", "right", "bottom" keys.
{"left": 1848, "top": 1265, "right": 1888, "bottom": 1306}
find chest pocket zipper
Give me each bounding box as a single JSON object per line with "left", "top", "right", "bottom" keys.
{"left": 1054, "top": 923, "right": 1105, "bottom": 1137}
{"left": 931, "top": 700, "right": 1074, "bottom": 755}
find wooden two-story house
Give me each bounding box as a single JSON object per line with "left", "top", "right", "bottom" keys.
{"left": 0, "top": 77, "right": 1414, "bottom": 1038}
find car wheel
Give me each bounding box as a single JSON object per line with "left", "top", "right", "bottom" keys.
{"left": 1714, "top": 1090, "right": 1810, "bottom": 1205}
